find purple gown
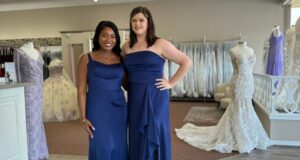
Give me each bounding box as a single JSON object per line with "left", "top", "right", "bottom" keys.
{"left": 266, "top": 33, "right": 284, "bottom": 75}
{"left": 14, "top": 49, "right": 49, "bottom": 160}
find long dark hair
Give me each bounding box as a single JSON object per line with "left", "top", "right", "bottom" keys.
{"left": 129, "top": 6, "right": 158, "bottom": 48}
{"left": 92, "top": 21, "right": 121, "bottom": 56}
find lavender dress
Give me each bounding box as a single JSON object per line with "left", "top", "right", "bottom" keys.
{"left": 14, "top": 49, "right": 49, "bottom": 160}
{"left": 266, "top": 33, "right": 284, "bottom": 75}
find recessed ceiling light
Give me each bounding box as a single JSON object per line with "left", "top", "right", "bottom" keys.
{"left": 93, "top": 0, "right": 98, "bottom": 2}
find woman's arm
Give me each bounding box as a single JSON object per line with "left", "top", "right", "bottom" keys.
{"left": 77, "top": 53, "right": 88, "bottom": 122}
{"left": 155, "top": 39, "right": 192, "bottom": 90}
{"left": 77, "top": 53, "right": 94, "bottom": 138}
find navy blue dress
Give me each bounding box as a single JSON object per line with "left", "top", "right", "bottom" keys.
{"left": 86, "top": 54, "right": 128, "bottom": 160}
{"left": 123, "top": 51, "right": 171, "bottom": 160}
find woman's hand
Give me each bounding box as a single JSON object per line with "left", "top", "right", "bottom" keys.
{"left": 155, "top": 78, "right": 173, "bottom": 90}
{"left": 81, "top": 119, "right": 95, "bottom": 139}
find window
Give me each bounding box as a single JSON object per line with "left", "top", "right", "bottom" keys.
{"left": 291, "top": 7, "right": 300, "bottom": 25}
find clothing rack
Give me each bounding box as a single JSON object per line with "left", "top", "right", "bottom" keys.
{"left": 172, "top": 34, "right": 243, "bottom": 44}
{"left": 168, "top": 36, "right": 241, "bottom": 102}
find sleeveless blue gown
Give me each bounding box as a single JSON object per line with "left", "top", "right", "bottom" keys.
{"left": 86, "top": 54, "right": 128, "bottom": 160}
{"left": 123, "top": 51, "right": 171, "bottom": 160}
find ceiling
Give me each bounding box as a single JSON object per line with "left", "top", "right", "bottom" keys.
{"left": 0, "top": 0, "right": 156, "bottom": 12}
{"left": 283, "top": 0, "right": 300, "bottom": 7}
{"left": 1, "top": 0, "right": 297, "bottom": 12}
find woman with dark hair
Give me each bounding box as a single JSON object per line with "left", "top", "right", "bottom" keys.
{"left": 77, "top": 21, "right": 128, "bottom": 160}
{"left": 122, "top": 6, "right": 192, "bottom": 160}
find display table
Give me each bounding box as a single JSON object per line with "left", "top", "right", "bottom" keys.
{"left": 0, "top": 82, "right": 33, "bottom": 160}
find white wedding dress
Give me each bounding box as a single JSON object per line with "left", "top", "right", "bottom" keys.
{"left": 43, "top": 58, "right": 79, "bottom": 122}
{"left": 175, "top": 48, "right": 269, "bottom": 153}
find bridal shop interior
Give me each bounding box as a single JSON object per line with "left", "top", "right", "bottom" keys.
{"left": 1, "top": 0, "right": 300, "bottom": 160}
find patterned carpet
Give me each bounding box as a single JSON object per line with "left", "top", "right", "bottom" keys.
{"left": 183, "top": 106, "right": 224, "bottom": 124}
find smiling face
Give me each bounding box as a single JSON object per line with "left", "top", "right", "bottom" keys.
{"left": 98, "top": 26, "right": 116, "bottom": 51}
{"left": 131, "top": 12, "right": 148, "bottom": 37}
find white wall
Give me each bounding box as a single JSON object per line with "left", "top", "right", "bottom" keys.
{"left": 0, "top": 0, "right": 285, "bottom": 74}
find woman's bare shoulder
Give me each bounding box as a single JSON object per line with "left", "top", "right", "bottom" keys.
{"left": 122, "top": 40, "right": 131, "bottom": 55}
{"left": 78, "top": 52, "right": 90, "bottom": 64}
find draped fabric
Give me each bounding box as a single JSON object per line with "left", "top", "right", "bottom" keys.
{"left": 123, "top": 51, "right": 171, "bottom": 160}
{"left": 169, "top": 40, "right": 237, "bottom": 98}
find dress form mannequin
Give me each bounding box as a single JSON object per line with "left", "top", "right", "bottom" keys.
{"left": 13, "top": 42, "right": 49, "bottom": 159}
{"left": 43, "top": 58, "right": 79, "bottom": 122}
{"left": 272, "top": 25, "right": 282, "bottom": 37}
{"left": 230, "top": 41, "right": 254, "bottom": 58}
{"left": 175, "top": 41, "right": 269, "bottom": 153}
{"left": 266, "top": 26, "right": 284, "bottom": 75}
{"left": 264, "top": 25, "right": 283, "bottom": 66}
{"left": 20, "top": 42, "right": 40, "bottom": 61}
{"left": 276, "top": 25, "right": 299, "bottom": 111}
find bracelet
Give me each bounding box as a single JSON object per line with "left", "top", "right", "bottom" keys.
{"left": 80, "top": 118, "right": 87, "bottom": 124}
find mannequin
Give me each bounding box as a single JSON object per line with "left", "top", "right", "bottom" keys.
{"left": 276, "top": 25, "right": 300, "bottom": 112}
{"left": 266, "top": 26, "right": 284, "bottom": 75}
{"left": 13, "top": 42, "right": 49, "bottom": 159}
{"left": 230, "top": 41, "right": 254, "bottom": 58}
{"left": 43, "top": 58, "right": 79, "bottom": 122}
{"left": 175, "top": 42, "right": 269, "bottom": 153}
{"left": 272, "top": 25, "right": 282, "bottom": 37}
{"left": 20, "top": 42, "right": 40, "bottom": 61}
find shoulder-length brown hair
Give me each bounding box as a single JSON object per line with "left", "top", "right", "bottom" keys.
{"left": 129, "top": 6, "right": 159, "bottom": 48}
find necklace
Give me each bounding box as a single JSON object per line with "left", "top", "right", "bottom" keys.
{"left": 102, "top": 53, "right": 112, "bottom": 60}
{"left": 103, "top": 54, "right": 111, "bottom": 60}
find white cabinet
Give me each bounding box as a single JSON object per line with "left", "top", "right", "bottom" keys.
{"left": 0, "top": 87, "right": 28, "bottom": 160}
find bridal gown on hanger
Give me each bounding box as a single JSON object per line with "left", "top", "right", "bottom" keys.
{"left": 175, "top": 50, "right": 269, "bottom": 153}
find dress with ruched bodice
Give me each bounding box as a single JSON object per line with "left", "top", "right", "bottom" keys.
{"left": 123, "top": 51, "right": 171, "bottom": 160}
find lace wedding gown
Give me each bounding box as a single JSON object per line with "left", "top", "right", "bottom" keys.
{"left": 175, "top": 51, "right": 269, "bottom": 153}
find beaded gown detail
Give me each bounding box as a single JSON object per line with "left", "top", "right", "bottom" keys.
{"left": 14, "top": 48, "right": 49, "bottom": 160}
{"left": 175, "top": 52, "right": 269, "bottom": 153}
